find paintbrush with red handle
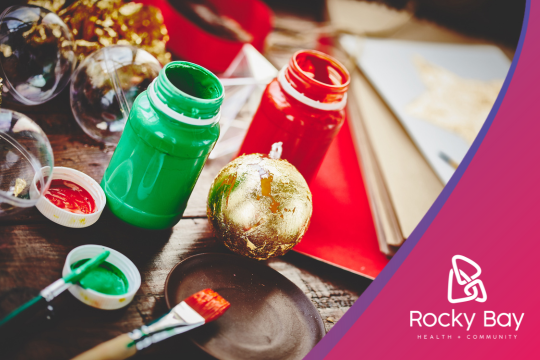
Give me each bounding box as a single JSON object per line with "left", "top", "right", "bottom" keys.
{"left": 72, "top": 289, "right": 230, "bottom": 360}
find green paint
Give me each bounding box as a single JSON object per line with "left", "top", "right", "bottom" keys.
{"left": 64, "top": 250, "right": 110, "bottom": 284}
{"left": 101, "top": 61, "right": 223, "bottom": 229}
{"left": 165, "top": 63, "right": 221, "bottom": 100}
{"left": 71, "top": 259, "right": 129, "bottom": 296}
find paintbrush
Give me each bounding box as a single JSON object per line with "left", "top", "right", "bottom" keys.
{"left": 0, "top": 250, "right": 110, "bottom": 335}
{"left": 72, "top": 289, "right": 230, "bottom": 360}
{"left": 439, "top": 151, "right": 460, "bottom": 170}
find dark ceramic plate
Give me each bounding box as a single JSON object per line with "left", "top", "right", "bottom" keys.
{"left": 165, "top": 253, "right": 325, "bottom": 360}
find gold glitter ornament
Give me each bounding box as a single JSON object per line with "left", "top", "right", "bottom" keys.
{"left": 207, "top": 147, "right": 313, "bottom": 260}
{"left": 28, "top": 0, "right": 171, "bottom": 65}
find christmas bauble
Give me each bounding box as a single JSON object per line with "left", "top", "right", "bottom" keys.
{"left": 207, "top": 153, "right": 313, "bottom": 260}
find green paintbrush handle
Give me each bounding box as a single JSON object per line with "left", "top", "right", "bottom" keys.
{"left": 0, "top": 295, "right": 48, "bottom": 335}
{"left": 0, "top": 250, "right": 109, "bottom": 338}
{"left": 64, "top": 250, "right": 110, "bottom": 284}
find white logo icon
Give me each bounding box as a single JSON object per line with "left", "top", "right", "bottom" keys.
{"left": 447, "top": 255, "right": 487, "bottom": 304}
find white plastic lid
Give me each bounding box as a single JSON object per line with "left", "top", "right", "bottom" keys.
{"left": 63, "top": 244, "right": 141, "bottom": 310}
{"left": 34, "top": 167, "right": 106, "bottom": 228}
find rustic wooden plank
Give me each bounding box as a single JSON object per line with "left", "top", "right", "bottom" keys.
{"left": 0, "top": 216, "right": 369, "bottom": 359}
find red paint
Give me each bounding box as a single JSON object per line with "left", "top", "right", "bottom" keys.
{"left": 237, "top": 50, "right": 350, "bottom": 183}
{"left": 184, "top": 289, "right": 230, "bottom": 323}
{"left": 42, "top": 179, "right": 96, "bottom": 214}
{"left": 286, "top": 50, "right": 349, "bottom": 103}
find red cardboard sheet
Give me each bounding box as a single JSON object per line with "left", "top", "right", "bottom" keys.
{"left": 293, "top": 117, "right": 389, "bottom": 279}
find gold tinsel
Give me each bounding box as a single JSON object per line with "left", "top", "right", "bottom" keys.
{"left": 28, "top": 0, "right": 171, "bottom": 65}
{"left": 207, "top": 154, "right": 313, "bottom": 260}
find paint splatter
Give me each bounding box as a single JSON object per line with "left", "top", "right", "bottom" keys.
{"left": 215, "top": 166, "right": 238, "bottom": 208}
{"left": 249, "top": 163, "right": 280, "bottom": 213}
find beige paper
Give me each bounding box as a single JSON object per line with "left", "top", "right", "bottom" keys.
{"left": 350, "top": 72, "right": 443, "bottom": 243}
{"left": 347, "top": 77, "right": 399, "bottom": 253}
{"left": 406, "top": 56, "right": 504, "bottom": 144}
{"left": 329, "top": 0, "right": 513, "bottom": 248}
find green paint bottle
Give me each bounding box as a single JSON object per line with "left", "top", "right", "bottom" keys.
{"left": 101, "top": 62, "right": 223, "bottom": 229}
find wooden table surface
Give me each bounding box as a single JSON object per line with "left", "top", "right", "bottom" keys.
{"left": 0, "top": 9, "right": 372, "bottom": 360}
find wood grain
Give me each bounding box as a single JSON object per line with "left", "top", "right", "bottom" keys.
{"left": 0, "top": 216, "right": 369, "bottom": 359}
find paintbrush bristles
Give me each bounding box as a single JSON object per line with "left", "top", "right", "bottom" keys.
{"left": 184, "top": 289, "right": 230, "bottom": 323}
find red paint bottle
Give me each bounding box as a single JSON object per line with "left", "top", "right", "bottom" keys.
{"left": 237, "top": 50, "right": 350, "bottom": 183}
